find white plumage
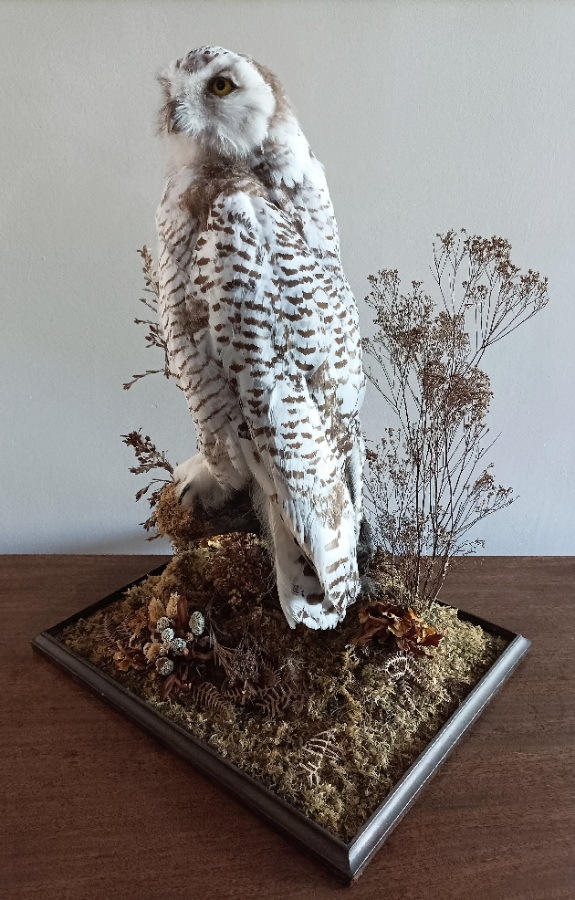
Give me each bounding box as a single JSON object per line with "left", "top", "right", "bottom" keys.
{"left": 155, "top": 46, "right": 365, "bottom": 629}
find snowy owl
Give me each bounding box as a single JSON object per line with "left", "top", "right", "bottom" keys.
{"left": 155, "top": 46, "right": 365, "bottom": 629}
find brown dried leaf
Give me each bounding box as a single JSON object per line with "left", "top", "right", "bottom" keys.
{"left": 350, "top": 602, "right": 442, "bottom": 656}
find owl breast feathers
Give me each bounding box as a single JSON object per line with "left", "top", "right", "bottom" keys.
{"left": 155, "top": 46, "right": 365, "bottom": 629}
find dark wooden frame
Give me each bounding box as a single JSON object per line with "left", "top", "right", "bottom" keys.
{"left": 31, "top": 563, "right": 530, "bottom": 883}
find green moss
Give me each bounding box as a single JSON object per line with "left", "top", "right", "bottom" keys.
{"left": 59, "top": 534, "right": 506, "bottom": 842}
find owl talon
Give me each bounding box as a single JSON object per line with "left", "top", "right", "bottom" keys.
{"left": 177, "top": 481, "right": 192, "bottom": 506}
{"left": 173, "top": 453, "right": 236, "bottom": 513}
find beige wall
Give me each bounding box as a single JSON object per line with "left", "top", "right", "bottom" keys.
{"left": 1, "top": 0, "right": 573, "bottom": 553}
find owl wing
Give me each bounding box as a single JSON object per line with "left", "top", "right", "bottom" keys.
{"left": 195, "top": 188, "right": 364, "bottom": 620}
{"left": 156, "top": 169, "right": 250, "bottom": 489}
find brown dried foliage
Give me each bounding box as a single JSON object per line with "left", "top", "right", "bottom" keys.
{"left": 351, "top": 602, "right": 442, "bottom": 656}
{"left": 205, "top": 533, "right": 273, "bottom": 608}
{"left": 123, "top": 247, "right": 172, "bottom": 390}
{"left": 122, "top": 430, "right": 174, "bottom": 536}
{"left": 363, "top": 230, "right": 548, "bottom": 609}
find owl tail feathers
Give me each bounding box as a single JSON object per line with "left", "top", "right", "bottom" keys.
{"left": 276, "top": 567, "right": 344, "bottom": 630}
{"left": 267, "top": 503, "right": 361, "bottom": 630}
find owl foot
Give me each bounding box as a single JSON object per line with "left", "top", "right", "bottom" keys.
{"left": 173, "top": 454, "right": 232, "bottom": 513}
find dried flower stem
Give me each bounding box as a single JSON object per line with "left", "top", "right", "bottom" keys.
{"left": 123, "top": 247, "right": 172, "bottom": 390}
{"left": 363, "top": 231, "right": 548, "bottom": 609}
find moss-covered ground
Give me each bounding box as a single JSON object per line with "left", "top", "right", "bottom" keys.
{"left": 60, "top": 534, "right": 505, "bottom": 842}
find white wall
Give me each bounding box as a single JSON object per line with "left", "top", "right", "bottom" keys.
{"left": 1, "top": 0, "right": 573, "bottom": 554}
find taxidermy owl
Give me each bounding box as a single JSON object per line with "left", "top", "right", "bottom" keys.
{"left": 156, "top": 46, "right": 365, "bottom": 629}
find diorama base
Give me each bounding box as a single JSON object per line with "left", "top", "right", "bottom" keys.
{"left": 31, "top": 563, "right": 530, "bottom": 883}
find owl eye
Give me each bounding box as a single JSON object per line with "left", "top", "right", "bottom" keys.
{"left": 210, "top": 76, "right": 235, "bottom": 97}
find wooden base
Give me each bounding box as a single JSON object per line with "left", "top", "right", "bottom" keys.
{"left": 31, "top": 563, "right": 530, "bottom": 881}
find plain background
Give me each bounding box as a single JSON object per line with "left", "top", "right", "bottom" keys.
{"left": 1, "top": 0, "right": 573, "bottom": 554}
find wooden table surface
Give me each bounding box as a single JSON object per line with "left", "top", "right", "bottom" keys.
{"left": 1, "top": 555, "right": 574, "bottom": 900}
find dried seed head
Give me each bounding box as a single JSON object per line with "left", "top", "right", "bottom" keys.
{"left": 166, "top": 592, "right": 180, "bottom": 618}
{"left": 160, "top": 626, "right": 175, "bottom": 643}
{"left": 156, "top": 616, "right": 172, "bottom": 633}
{"left": 147, "top": 597, "right": 166, "bottom": 629}
{"left": 155, "top": 657, "right": 174, "bottom": 676}
{"left": 170, "top": 637, "right": 187, "bottom": 655}
{"left": 189, "top": 610, "right": 205, "bottom": 636}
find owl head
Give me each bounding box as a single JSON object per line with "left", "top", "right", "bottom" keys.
{"left": 158, "top": 46, "right": 292, "bottom": 160}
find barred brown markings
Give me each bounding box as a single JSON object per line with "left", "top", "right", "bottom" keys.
{"left": 199, "top": 403, "right": 228, "bottom": 422}
{"left": 216, "top": 335, "right": 230, "bottom": 344}
{"left": 192, "top": 385, "right": 223, "bottom": 411}
{"left": 231, "top": 340, "right": 258, "bottom": 353}
{"left": 179, "top": 353, "right": 195, "bottom": 369}
{"left": 210, "top": 420, "right": 229, "bottom": 437}
{"left": 326, "top": 574, "right": 347, "bottom": 589}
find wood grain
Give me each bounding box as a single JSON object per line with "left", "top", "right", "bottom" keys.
{"left": 1, "top": 555, "right": 574, "bottom": 899}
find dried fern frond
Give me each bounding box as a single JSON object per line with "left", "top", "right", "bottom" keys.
{"left": 92, "top": 615, "right": 118, "bottom": 655}
{"left": 191, "top": 683, "right": 235, "bottom": 722}
{"left": 384, "top": 651, "right": 427, "bottom": 688}
{"left": 383, "top": 652, "right": 430, "bottom": 720}
{"left": 255, "top": 674, "right": 305, "bottom": 719}
{"left": 298, "top": 729, "right": 342, "bottom": 787}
